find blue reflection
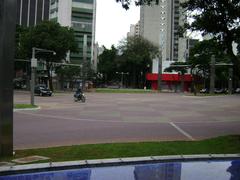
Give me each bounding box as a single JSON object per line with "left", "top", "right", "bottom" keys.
{"left": 227, "top": 160, "right": 240, "bottom": 180}
{"left": 1, "top": 160, "right": 240, "bottom": 180}
{"left": 134, "top": 163, "right": 181, "bottom": 180}
{"left": 0, "top": 169, "right": 91, "bottom": 180}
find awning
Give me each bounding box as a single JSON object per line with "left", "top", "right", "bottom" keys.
{"left": 146, "top": 73, "right": 192, "bottom": 82}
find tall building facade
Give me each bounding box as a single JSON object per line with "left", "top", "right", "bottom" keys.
{"left": 49, "top": 0, "right": 97, "bottom": 65}
{"left": 140, "top": 0, "right": 187, "bottom": 71}
{"left": 17, "top": 0, "right": 50, "bottom": 26}
{"left": 127, "top": 21, "right": 140, "bottom": 37}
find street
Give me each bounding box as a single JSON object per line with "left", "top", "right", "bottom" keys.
{"left": 14, "top": 91, "right": 240, "bottom": 149}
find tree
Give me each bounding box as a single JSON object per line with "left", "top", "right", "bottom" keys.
{"left": 55, "top": 66, "right": 81, "bottom": 90}
{"left": 118, "top": 36, "right": 159, "bottom": 88}
{"left": 98, "top": 45, "right": 118, "bottom": 84}
{"left": 189, "top": 39, "right": 231, "bottom": 87}
{"left": 116, "top": 0, "right": 159, "bottom": 9}
{"left": 18, "top": 21, "right": 78, "bottom": 90}
{"left": 181, "top": 0, "right": 240, "bottom": 76}
{"left": 165, "top": 40, "right": 230, "bottom": 93}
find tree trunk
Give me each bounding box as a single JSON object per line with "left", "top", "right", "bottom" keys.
{"left": 133, "top": 68, "right": 136, "bottom": 88}
{"left": 46, "top": 62, "right": 53, "bottom": 91}
{"left": 191, "top": 68, "right": 197, "bottom": 96}
{"left": 225, "top": 34, "right": 240, "bottom": 77}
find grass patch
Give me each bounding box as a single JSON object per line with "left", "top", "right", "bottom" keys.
{"left": 95, "top": 88, "right": 157, "bottom": 93}
{"left": 14, "top": 104, "right": 38, "bottom": 109}
{"left": 1, "top": 135, "right": 240, "bottom": 163}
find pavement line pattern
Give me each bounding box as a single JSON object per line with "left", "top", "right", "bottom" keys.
{"left": 16, "top": 111, "right": 121, "bottom": 123}
{"left": 16, "top": 111, "right": 166, "bottom": 124}
{"left": 169, "top": 122, "right": 195, "bottom": 141}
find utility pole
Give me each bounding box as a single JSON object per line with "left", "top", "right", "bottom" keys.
{"left": 30, "top": 48, "right": 55, "bottom": 105}
{"left": 210, "top": 55, "right": 215, "bottom": 94}
{"left": 158, "top": 54, "right": 162, "bottom": 91}
{"left": 0, "top": 0, "right": 17, "bottom": 157}
{"left": 31, "top": 48, "right": 37, "bottom": 106}
{"left": 228, "top": 67, "right": 233, "bottom": 95}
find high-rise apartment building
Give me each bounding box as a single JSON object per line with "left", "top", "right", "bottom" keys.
{"left": 127, "top": 21, "right": 140, "bottom": 37}
{"left": 140, "top": 0, "right": 187, "bottom": 70}
{"left": 49, "top": 0, "right": 96, "bottom": 65}
{"left": 17, "top": 0, "right": 50, "bottom": 26}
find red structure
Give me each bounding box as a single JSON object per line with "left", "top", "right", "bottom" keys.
{"left": 146, "top": 73, "right": 193, "bottom": 91}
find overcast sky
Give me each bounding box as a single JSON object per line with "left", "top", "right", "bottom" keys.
{"left": 95, "top": 0, "right": 140, "bottom": 48}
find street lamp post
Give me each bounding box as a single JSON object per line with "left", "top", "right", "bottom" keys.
{"left": 30, "top": 48, "right": 55, "bottom": 106}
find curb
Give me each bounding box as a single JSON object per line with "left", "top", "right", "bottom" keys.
{"left": 14, "top": 106, "right": 41, "bottom": 112}
{"left": 1, "top": 154, "right": 240, "bottom": 176}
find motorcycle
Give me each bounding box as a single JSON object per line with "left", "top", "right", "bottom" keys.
{"left": 74, "top": 92, "right": 86, "bottom": 103}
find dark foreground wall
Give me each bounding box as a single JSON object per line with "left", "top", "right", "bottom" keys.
{"left": 0, "top": 0, "right": 17, "bottom": 156}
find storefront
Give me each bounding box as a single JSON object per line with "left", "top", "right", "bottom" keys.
{"left": 146, "top": 73, "right": 193, "bottom": 92}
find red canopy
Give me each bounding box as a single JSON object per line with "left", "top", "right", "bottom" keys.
{"left": 146, "top": 73, "right": 192, "bottom": 82}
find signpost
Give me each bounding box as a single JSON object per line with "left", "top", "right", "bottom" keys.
{"left": 0, "top": 0, "right": 17, "bottom": 157}
{"left": 30, "top": 48, "right": 55, "bottom": 106}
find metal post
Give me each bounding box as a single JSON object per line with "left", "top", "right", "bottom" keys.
{"left": 210, "top": 55, "right": 215, "bottom": 94}
{"left": 0, "top": 0, "right": 17, "bottom": 157}
{"left": 180, "top": 72, "right": 184, "bottom": 93}
{"left": 158, "top": 54, "right": 162, "bottom": 91}
{"left": 121, "top": 73, "right": 124, "bottom": 88}
{"left": 228, "top": 67, "right": 233, "bottom": 95}
{"left": 31, "top": 48, "right": 37, "bottom": 106}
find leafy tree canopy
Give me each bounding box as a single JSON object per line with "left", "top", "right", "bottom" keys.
{"left": 116, "top": 0, "right": 159, "bottom": 9}
{"left": 119, "top": 36, "right": 159, "bottom": 66}
{"left": 55, "top": 66, "right": 81, "bottom": 80}
{"left": 181, "top": 0, "right": 240, "bottom": 74}
{"left": 166, "top": 39, "right": 230, "bottom": 78}
{"left": 17, "top": 21, "right": 78, "bottom": 90}
{"left": 164, "top": 62, "right": 189, "bottom": 75}
{"left": 118, "top": 36, "right": 159, "bottom": 87}
{"left": 189, "top": 39, "right": 229, "bottom": 66}
{"left": 98, "top": 45, "right": 118, "bottom": 83}
{"left": 18, "top": 21, "right": 78, "bottom": 62}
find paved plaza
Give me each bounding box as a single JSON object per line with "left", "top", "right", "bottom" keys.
{"left": 14, "top": 91, "right": 240, "bottom": 149}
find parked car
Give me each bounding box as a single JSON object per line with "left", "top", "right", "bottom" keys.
{"left": 235, "top": 88, "right": 240, "bottom": 94}
{"left": 34, "top": 85, "right": 52, "bottom": 96}
{"left": 199, "top": 88, "right": 209, "bottom": 93}
{"left": 214, "top": 88, "right": 227, "bottom": 94}
{"left": 14, "top": 78, "right": 27, "bottom": 89}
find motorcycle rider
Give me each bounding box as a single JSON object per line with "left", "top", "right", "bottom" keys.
{"left": 74, "top": 88, "right": 86, "bottom": 102}
{"left": 75, "top": 88, "right": 83, "bottom": 99}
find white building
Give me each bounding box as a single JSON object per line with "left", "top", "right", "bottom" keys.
{"left": 92, "top": 43, "right": 105, "bottom": 72}
{"left": 49, "top": 0, "right": 97, "bottom": 65}
{"left": 140, "top": 0, "right": 188, "bottom": 72}
{"left": 127, "top": 21, "right": 140, "bottom": 37}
